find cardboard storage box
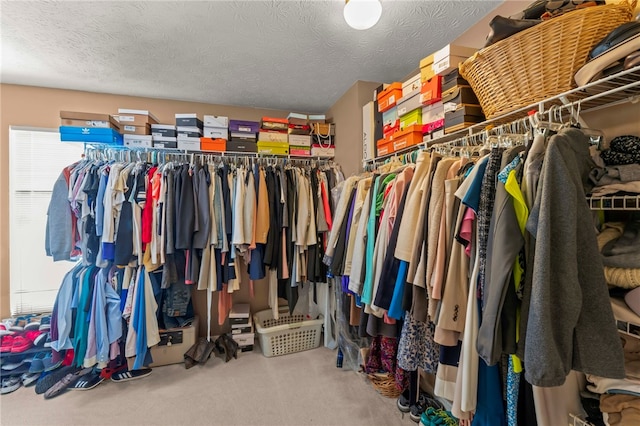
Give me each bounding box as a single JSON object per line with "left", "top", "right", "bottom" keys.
{"left": 288, "top": 123, "right": 311, "bottom": 135}
{"left": 290, "top": 146, "right": 311, "bottom": 156}
{"left": 120, "top": 124, "right": 151, "bottom": 135}
{"left": 420, "top": 53, "right": 435, "bottom": 82}
{"left": 259, "top": 131, "right": 289, "bottom": 143}
{"left": 442, "top": 86, "right": 480, "bottom": 111}
{"left": 288, "top": 134, "right": 311, "bottom": 147}
{"left": 261, "top": 117, "right": 289, "bottom": 131}
{"left": 60, "top": 111, "right": 119, "bottom": 129}
{"left": 124, "top": 134, "right": 153, "bottom": 148}
{"left": 376, "top": 138, "right": 394, "bottom": 156}
{"left": 117, "top": 109, "right": 159, "bottom": 126}
{"left": 59, "top": 126, "right": 123, "bottom": 145}
{"left": 257, "top": 141, "right": 289, "bottom": 156}
{"left": 444, "top": 105, "right": 485, "bottom": 134}
{"left": 203, "top": 127, "right": 228, "bottom": 139}
{"left": 200, "top": 137, "right": 226, "bottom": 152}
{"left": 397, "top": 93, "right": 421, "bottom": 117}
{"left": 377, "top": 82, "right": 403, "bottom": 113}
{"left": 382, "top": 107, "right": 399, "bottom": 138}
{"left": 402, "top": 73, "right": 421, "bottom": 98}
{"left": 422, "top": 102, "right": 445, "bottom": 124}
{"left": 227, "top": 140, "right": 258, "bottom": 153}
{"left": 362, "top": 101, "right": 376, "bottom": 162}
{"left": 311, "top": 123, "right": 335, "bottom": 136}
{"left": 433, "top": 44, "right": 477, "bottom": 64}
{"left": 287, "top": 113, "right": 308, "bottom": 126}
{"left": 311, "top": 144, "right": 335, "bottom": 157}
{"left": 442, "top": 69, "right": 469, "bottom": 93}
{"left": 204, "top": 115, "right": 229, "bottom": 128}
{"left": 177, "top": 136, "right": 201, "bottom": 151}
{"left": 423, "top": 118, "right": 445, "bottom": 135}
{"left": 151, "top": 124, "right": 177, "bottom": 138}
{"left": 152, "top": 138, "right": 178, "bottom": 149}
{"left": 389, "top": 124, "right": 422, "bottom": 151}
{"left": 420, "top": 76, "right": 443, "bottom": 106}
{"left": 308, "top": 114, "right": 326, "bottom": 124}
{"left": 230, "top": 120, "right": 259, "bottom": 134}
{"left": 147, "top": 318, "right": 199, "bottom": 368}
{"left": 400, "top": 108, "right": 422, "bottom": 130}
{"left": 175, "top": 114, "right": 203, "bottom": 128}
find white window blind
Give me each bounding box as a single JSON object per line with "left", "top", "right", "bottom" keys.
{"left": 9, "top": 128, "right": 84, "bottom": 315}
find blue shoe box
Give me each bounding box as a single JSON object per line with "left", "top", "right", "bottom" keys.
{"left": 59, "top": 126, "right": 123, "bottom": 145}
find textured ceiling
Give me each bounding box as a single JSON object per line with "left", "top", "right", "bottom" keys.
{"left": 1, "top": 0, "right": 500, "bottom": 113}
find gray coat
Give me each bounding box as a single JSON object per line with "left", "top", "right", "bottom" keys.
{"left": 45, "top": 171, "right": 73, "bottom": 261}
{"left": 522, "top": 128, "right": 625, "bottom": 387}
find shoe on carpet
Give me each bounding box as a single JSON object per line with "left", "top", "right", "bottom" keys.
{"left": 35, "top": 365, "right": 77, "bottom": 395}
{"left": 1, "top": 377, "right": 21, "bottom": 395}
{"left": 419, "top": 407, "right": 457, "bottom": 426}
{"left": 22, "top": 372, "right": 41, "bottom": 387}
{"left": 10, "top": 335, "right": 33, "bottom": 353}
{"left": 100, "top": 364, "right": 128, "bottom": 380}
{"left": 111, "top": 368, "right": 152, "bottom": 382}
{"left": 410, "top": 394, "right": 444, "bottom": 423}
{"left": 44, "top": 368, "right": 91, "bottom": 399}
{"left": 69, "top": 370, "right": 104, "bottom": 391}
{"left": 397, "top": 389, "right": 411, "bottom": 413}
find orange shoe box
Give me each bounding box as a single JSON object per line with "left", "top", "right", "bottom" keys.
{"left": 376, "top": 137, "right": 395, "bottom": 156}
{"left": 377, "top": 82, "right": 403, "bottom": 113}
{"left": 389, "top": 124, "right": 422, "bottom": 151}
{"left": 200, "top": 137, "right": 227, "bottom": 152}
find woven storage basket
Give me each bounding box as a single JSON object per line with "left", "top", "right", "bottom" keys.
{"left": 459, "top": 1, "right": 635, "bottom": 119}
{"left": 367, "top": 372, "right": 402, "bottom": 398}
{"left": 254, "top": 308, "right": 323, "bottom": 357}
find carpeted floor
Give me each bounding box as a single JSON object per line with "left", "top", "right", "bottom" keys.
{"left": 0, "top": 347, "right": 412, "bottom": 426}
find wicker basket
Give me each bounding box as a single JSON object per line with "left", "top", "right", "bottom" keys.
{"left": 367, "top": 372, "right": 402, "bottom": 398}
{"left": 459, "top": 1, "right": 635, "bottom": 119}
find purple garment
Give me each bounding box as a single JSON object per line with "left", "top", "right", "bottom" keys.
{"left": 342, "top": 194, "right": 357, "bottom": 294}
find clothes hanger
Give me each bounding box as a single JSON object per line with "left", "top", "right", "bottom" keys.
{"left": 568, "top": 102, "right": 606, "bottom": 149}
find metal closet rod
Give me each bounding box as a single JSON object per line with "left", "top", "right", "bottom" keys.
{"left": 82, "top": 145, "right": 335, "bottom": 166}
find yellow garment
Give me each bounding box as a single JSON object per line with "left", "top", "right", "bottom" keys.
{"left": 504, "top": 169, "right": 529, "bottom": 373}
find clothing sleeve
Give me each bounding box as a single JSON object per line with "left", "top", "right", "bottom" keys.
{"left": 46, "top": 172, "right": 73, "bottom": 261}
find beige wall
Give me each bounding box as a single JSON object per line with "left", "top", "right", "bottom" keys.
{"left": 327, "top": 80, "right": 381, "bottom": 177}
{"left": 0, "top": 83, "right": 298, "bottom": 334}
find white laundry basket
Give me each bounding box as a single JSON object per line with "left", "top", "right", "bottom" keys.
{"left": 254, "top": 308, "right": 323, "bottom": 357}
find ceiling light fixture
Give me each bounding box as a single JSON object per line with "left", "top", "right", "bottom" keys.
{"left": 343, "top": 0, "right": 382, "bottom": 31}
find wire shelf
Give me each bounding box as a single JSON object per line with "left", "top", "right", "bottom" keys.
{"left": 365, "top": 65, "right": 640, "bottom": 165}
{"left": 587, "top": 195, "right": 640, "bottom": 211}
{"left": 569, "top": 413, "right": 594, "bottom": 426}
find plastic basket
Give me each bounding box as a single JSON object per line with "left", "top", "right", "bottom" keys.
{"left": 459, "top": 1, "right": 635, "bottom": 119}
{"left": 254, "top": 308, "right": 323, "bottom": 357}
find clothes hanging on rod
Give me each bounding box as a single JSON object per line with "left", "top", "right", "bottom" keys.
{"left": 45, "top": 146, "right": 344, "bottom": 369}
{"left": 329, "top": 124, "right": 625, "bottom": 425}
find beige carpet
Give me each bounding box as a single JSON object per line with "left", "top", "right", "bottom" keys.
{"left": 0, "top": 347, "right": 412, "bottom": 426}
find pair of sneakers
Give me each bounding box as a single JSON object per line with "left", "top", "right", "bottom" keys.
{"left": 397, "top": 390, "right": 445, "bottom": 422}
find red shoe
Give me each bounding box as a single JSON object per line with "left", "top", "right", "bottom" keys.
{"left": 0, "top": 335, "right": 14, "bottom": 352}
{"left": 62, "top": 348, "right": 75, "bottom": 366}
{"left": 24, "top": 330, "right": 45, "bottom": 346}
{"left": 10, "top": 335, "right": 33, "bottom": 353}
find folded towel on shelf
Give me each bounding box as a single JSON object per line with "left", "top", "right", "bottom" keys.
{"left": 587, "top": 374, "right": 640, "bottom": 396}
{"left": 600, "top": 393, "right": 640, "bottom": 426}
{"left": 598, "top": 224, "right": 640, "bottom": 287}
{"left": 601, "top": 218, "right": 640, "bottom": 269}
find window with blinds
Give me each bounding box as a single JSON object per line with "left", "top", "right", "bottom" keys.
{"left": 9, "top": 127, "right": 84, "bottom": 315}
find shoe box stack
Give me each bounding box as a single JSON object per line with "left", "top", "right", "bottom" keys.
{"left": 228, "top": 119, "right": 259, "bottom": 153}
{"left": 376, "top": 82, "right": 422, "bottom": 156}
{"left": 117, "top": 109, "right": 157, "bottom": 149}
{"left": 59, "top": 111, "right": 123, "bottom": 145}
{"left": 229, "top": 304, "right": 254, "bottom": 353}
{"left": 309, "top": 114, "right": 335, "bottom": 158}
{"left": 175, "top": 113, "right": 204, "bottom": 151}
{"left": 287, "top": 113, "right": 312, "bottom": 157}
{"left": 151, "top": 123, "right": 178, "bottom": 149}
{"left": 442, "top": 69, "right": 485, "bottom": 134}
{"left": 201, "top": 115, "right": 229, "bottom": 152}
{"left": 258, "top": 117, "right": 290, "bottom": 156}
{"left": 1, "top": 315, "right": 53, "bottom": 395}
{"left": 418, "top": 45, "right": 484, "bottom": 136}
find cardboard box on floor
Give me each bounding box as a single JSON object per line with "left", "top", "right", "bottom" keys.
{"left": 127, "top": 317, "right": 199, "bottom": 369}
